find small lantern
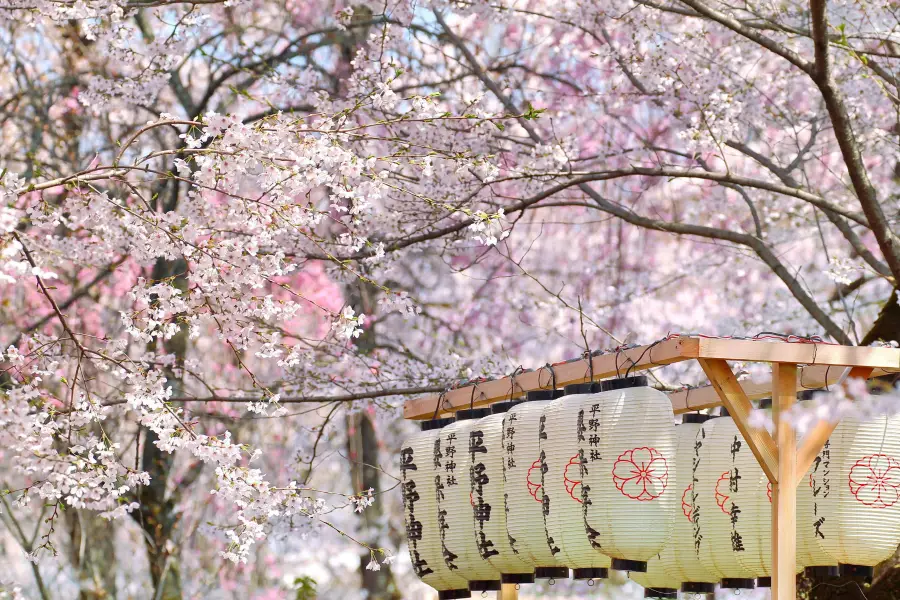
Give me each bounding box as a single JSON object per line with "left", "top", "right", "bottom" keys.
{"left": 503, "top": 390, "right": 570, "bottom": 580}
{"left": 813, "top": 413, "right": 900, "bottom": 579}
{"left": 658, "top": 414, "right": 718, "bottom": 595}
{"left": 400, "top": 418, "right": 471, "bottom": 599}
{"left": 436, "top": 408, "right": 502, "bottom": 593}
{"left": 540, "top": 383, "right": 611, "bottom": 580}
{"left": 582, "top": 376, "right": 676, "bottom": 573}
{"left": 466, "top": 401, "right": 535, "bottom": 584}
{"left": 692, "top": 414, "right": 757, "bottom": 589}
{"left": 630, "top": 557, "right": 680, "bottom": 599}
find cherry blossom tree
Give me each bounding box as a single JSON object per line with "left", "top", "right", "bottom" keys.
{"left": 1, "top": 0, "right": 900, "bottom": 598}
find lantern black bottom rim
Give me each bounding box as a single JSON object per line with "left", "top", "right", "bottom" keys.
{"left": 535, "top": 567, "right": 570, "bottom": 579}
{"left": 468, "top": 580, "right": 501, "bottom": 591}
{"left": 839, "top": 564, "right": 874, "bottom": 580}
{"left": 501, "top": 573, "right": 535, "bottom": 584}
{"left": 438, "top": 590, "right": 471, "bottom": 600}
{"left": 572, "top": 568, "right": 608, "bottom": 580}
{"left": 756, "top": 577, "right": 771, "bottom": 587}
{"left": 805, "top": 566, "right": 840, "bottom": 579}
{"left": 720, "top": 578, "right": 756, "bottom": 589}
{"left": 644, "top": 588, "right": 678, "bottom": 599}
{"left": 612, "top": 558, "right": 647, "bottom": 573}
{"left": 681, "top": 582, "right": 716, "bottom": 594}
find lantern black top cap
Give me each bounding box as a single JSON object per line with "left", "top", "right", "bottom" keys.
{"left": 601, "top": 375, "right": 648, "bottom": 391}
{"left": 490, "top": 400, "right": 522, "bottom": 414}
{"left": 682, "top": 413, "right": 713, "bottom": 424}
{"left": 563, "top": 382, "right": 595, "bottom": 395}
{"left": 421, "top": 417, "right": 456, "bottom": 431}
{"left": 455, "top": 408, "right": 491, "bottom": 421}
{"left": 525, "top": 389, "right": 561, "bottom": 401}
{"left": 799, "top": 389, "right": 821, "bottom": 401}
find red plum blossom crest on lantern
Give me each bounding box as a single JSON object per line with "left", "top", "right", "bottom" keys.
{"left": 612, "top": 447, "right": 668, "bottom": 501}
{"left": 527, "top": 459, "right": 542, "bottom": 502}
{"left": 849, "top": 454, "right": 900, "bottom": 509}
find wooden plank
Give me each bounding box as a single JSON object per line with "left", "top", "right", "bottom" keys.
{"left": 668, "top": 365, "right": 895, "bottom": 414}
{"left": 698, "top": 358, "right": 779, "bottom": 483}
{"left": 771, "top": 363, "right": 798, "bottom": 600}
{"left": 403, "top": 337, "right": 698, "bottom": 419}
{"left": 795, "top": 366, "right": 874, "bottom": 482}
{"left": 697, "top": 338, "right": 900, "bottom": 369}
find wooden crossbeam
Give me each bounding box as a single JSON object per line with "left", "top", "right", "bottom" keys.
{"left": 669, "top": 364, "right": 896, "bottom": 411}
{"left": 404, "top": 337, "right": 900, "bottom": 419}
{"left": 403, "top": 336, "right": 697, "bottom": 419}
{"left": 794, "top": 366, "right": 874, "bottom": 483}
{"left": 698, "top": 358, "right": 779, "bottom": 484}
{"left": 695, "top": 337, "right": 899, "bottom": 368}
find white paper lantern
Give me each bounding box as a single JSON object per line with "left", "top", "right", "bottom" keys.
{"left": 813, "top": 413, "right": 900, "bottom": 578}
{"left": 469, "top": 402, "right": 535, "bottom": 584}
{"left": 691, "top": 414, "right": 757, "bottom": 589}
{"left": 582, "top": 376, "right": 676, "bottom": 573}
{"left": 630, "top": 555, "right": 680, "bottom": 599}
{"left": 540, "top": 383, "right": 611, "bottom": 580}
{"left": 727, "top": 406, "right": 772, "bottom": 587}
{"left": 789, "top": 392, "right": 840, "bottom": 579}
{"left": 503, "top": 390, "right": 570, "bottom": 581}
{"left": 400, "top": 418, "right": 471, "bottom": 599}
{"left": 436, "top": 408, "right": 502, "bottom": 593}
{"left": 658, "top": 415, "right": 718, "bottom": 595}
{"left": 798, "top": 452, "right": 840, "bottom": 578}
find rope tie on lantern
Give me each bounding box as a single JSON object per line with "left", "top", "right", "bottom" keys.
{"left": 432, "top": 388, "right": 451, "bottom": 421}
{"left": 539, "top": 362, "right": 557, "bottom": 390}
{"left": 508, "top": 366, "right": 525, "bottom": 400}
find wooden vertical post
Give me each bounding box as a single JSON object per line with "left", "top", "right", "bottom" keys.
{"left": 498, "top": 583, "right": 518, "bottom": 600}
{"left": 771, "top": 363, "right": 797, "bottom": 600}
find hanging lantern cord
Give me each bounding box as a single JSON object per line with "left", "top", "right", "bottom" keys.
{"left": 469, "top": 383, "right": 477, "bottom": 412}
{"left": 481, "top": 592, "right": 487, "bottom": 599}
{"left": 539, "top": 362, "right": 557, "bottom": 390}
{"left": 431, "top": 388, "right": 449, "bottom": 420}
{"left": 508, "top": 365, "right": 524, "bottom": 400}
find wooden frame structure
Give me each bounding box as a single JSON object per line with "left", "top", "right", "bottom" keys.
{"left": 402, "top": 335, "right": 900, "bottom": 600}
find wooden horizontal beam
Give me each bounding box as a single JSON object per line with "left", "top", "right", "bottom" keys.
{"left": 670, "top": 364, "right": 898, "bottom": 413}
{"left": 403, "top": 337, "right": 900, "bottom": 420}
{"left": 695, "top": 338, "right": 900, "bottom": 369}
{"left": 403, "top": 337, "right": 697, "bottom": 419}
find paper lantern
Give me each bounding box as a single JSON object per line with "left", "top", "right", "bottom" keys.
{"left": 813, "top": 412, "right": 900, "bottom": 578}
{"left": 691, "top": 414, "right": 757, "bottom": 589}
{"left": 436, "top": 408, "right": 502, "bottom": 592}
{"left": 787, "top": 392, "right": 840, "bottom": 579}
{"left": 658, "top": 415, "right": 718, "bottom": 595}
{"left": 464, "top": 401, "right": 535, "bottom": 584}
{"left": 798, "top": 450, "right": 840, "bottom": 578}
{"left": 630, "top": 555, "right": 680, "bottom": 599}
{"left": 540, "top": 383, "right": 611, "bottom": 580}
{"left": 582, "top": 376, "right": 676, "bottom": 573}
{"left": 502, "top": 390, "right": 570, "bottom": 580}
{"left": 727, "top": 407, "right": 772, "bottom": 587}
{"left": 400, "top": 418, "right": 471, "bottom": 599}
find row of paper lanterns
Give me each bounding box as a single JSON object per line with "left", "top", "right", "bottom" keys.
{"left": 400, "top": 377, "right": 900, "bottom": 599}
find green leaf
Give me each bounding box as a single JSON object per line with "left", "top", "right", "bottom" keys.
{"left": 523, "top": 102, "right": 546, "bottom": 120}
